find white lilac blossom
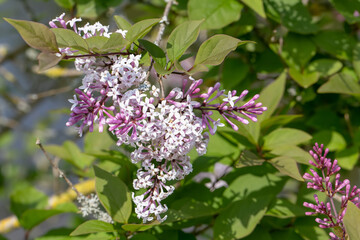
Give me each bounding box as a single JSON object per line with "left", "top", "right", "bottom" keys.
{"left": 77, "top": 194, "right": 113, "bottom": 224}
{"left": 194, "top": 163, "right": 233, "bottom": 191}
{"left": 54, "top": 14, "right": 267, "bottom": 223}
{"left": 303, "top": 143, "right": 360, "bottom": 240}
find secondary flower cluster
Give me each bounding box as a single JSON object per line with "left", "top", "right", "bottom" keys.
{"left": 52, "top": 14, "right": 267, "bottom": 223}
{"left": 77, "top": 194, "right": 113, "bottom": 224}
{"left": 303, "top": 143, "right": 360, "bottom": 240}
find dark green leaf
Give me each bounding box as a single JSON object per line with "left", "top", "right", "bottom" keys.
{"left": 4, "top": 18, "right": 58, "bottom": 52}
{"left": 20, "top": 209, "right": 66, "bottom": 230}
{"left": 54, "top": 0, "right": 75, "bottom": 9}
{"left": 353, "top": 43, "right": 360, "bottom": 79}
{"left": 214, "top": 197, "right": 271, "bottom": 239}
{"left": 266, "top": 198, "right": 305, "bottom": 218}
{"left": 51, "top": 28, "right": 89, "bottom": 52}
{"left": 307, "top": 59, "right": 343, "bottom": 78}
{"left": 313, "top": 31, "right": 356, "bottom": 60}
{"left": 312, "top": 130, "right": 346, "bottom": 151}
{"left": 131, "top": 233, "right": 158, "bottom": 240}
{"left": 37, "top": 52, "right": 63, "bottom": 72}
{"left": 264, "top": 0, "right": 318, "bottom": 34}
{"left": 10, "top": 186, "right": 48, "bottom": 219}
{"left": 70, "top": 220, "right": 115, "bottom": 236}
{"left": 126, "top": 18, "right": 160, "bottom": 47}
{"left": 268, "top": 156, "right": 304, "bottom": 181}
{"left": 318, "top": 73, "right": 360, "bottom": 95}
{"left": 114, "top": 15, "right": 132, "bottom": 31}
{"left": 122, "top": 222, "right": 159, "bottom": 232}
{"left": 329, "top": 0, "right": 360, "bottom": 24}
{"left": 94, "top": 166, "right": 132, "bottom": 223}
{"left": 222, "top": 58, "right": 249, "bottom": 89}
{"left": 263, "top": 128, "right": 312, "bottom": 150}
{"left": 167, "top": 20, "right": 203, "bottom": 63}
{"left": 343, "top": 202, "right": 360, "bottom": 240}
{"left": 188, "top": 0, "right": 243, "bottom": 29}
{"left": 139, "top": 39, "right": 166, "bottom": 69}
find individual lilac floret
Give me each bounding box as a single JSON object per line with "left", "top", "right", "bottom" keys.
{"left": 303, "top": 143, "right": 360, "bottom": 240}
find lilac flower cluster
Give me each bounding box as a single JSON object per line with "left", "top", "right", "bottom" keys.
{"left": 303, "top": 143, "right": 360, "bottom": 240}
{"left": 50, "top": 14, "right": 267, "bottom": 222}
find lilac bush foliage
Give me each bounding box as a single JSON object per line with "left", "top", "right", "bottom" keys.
{"left": 303, "top": 143, "right": 360, "bottom": 240}
{"left": 48, "top": 14, "right": 267, "bottom": 223}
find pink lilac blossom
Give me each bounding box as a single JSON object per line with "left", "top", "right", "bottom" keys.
{"left": 54, "top": 14, "right": 267, "bottom": 223}
{"left": 303, "top": 143, "right": 360, "bottom": 240}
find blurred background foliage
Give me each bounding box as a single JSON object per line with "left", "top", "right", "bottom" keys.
{"left": 0, "top": 0, "right": 360, "bottom": 239}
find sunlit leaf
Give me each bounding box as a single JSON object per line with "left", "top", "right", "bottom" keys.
{"left": 268, "top": 156, "right": 304, "bottom": 181}
{"left": 51, "top": 28, "right": 89, "bottom": 52}
{"left": 70, "top": 220, "right": 116, "bottom": 236}
{"left": 318, "top": 73, "right": 360, "bottom": 95}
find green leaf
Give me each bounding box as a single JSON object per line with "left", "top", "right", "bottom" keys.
{"left": 84, "top": 128, "right": 115, "bottom": 155}
{"left": 312, "top": 130, "right": 346, "bottom": 151}
{"left": 266, "top": 198, "right": 305, "bottom": 218}
{"left": 94, "top": 166, "right": 132, "bottom": 223}
{"left": 46, "top": 141, "right": 94, "bottom": 169}
{"left": 102, "top": 33, "right": 127, "bottom": 52}
{"left": 192, "top": 35, "right": 250, "bottom": 71}
{"left": 343, "top": 202, "right": 360, "bottom": 240}
{"left": 4, "top": 18, "right": 58, "bottom": 52}
{"left": 166, "top": 20, "right": 203, "bottom": 63}
{"left": 70, "top": 220, "right": 115, "bottom": 236}
{"left": 188, "top": 0, "right": 243, "bottom": 29}
{"left": 138, "top": 39, "right": 166, "bottom": 69}
{"left": 76, "top": 0, "right": 109, "bottom": 18}
{"left": 10, "top": 186, "right": 48, "bottom": 219}
{"left": 263, "top": 128, "right": 312, "bottom": 150}
{"left": 318, "top": 73, "right": 360, "bottom": 95}
{"left": 222, "top": 58, "right": 249, "bottom": 89}
{"left": 268, "top": 156, "right": 304, "bottom": 181}
{"left": 329, "top": 0, "right": 360, "bottom": 24}
{"left": 236, "top": 150, "right": 265, "bottom": 168}
{"left": 307, "top": 59, "right": 343, "bottom": 78}
{"left": 122, "top": 222, "right": 159, "bottom": 232}
{"left": 288, "top": 68, "right": 319, "bottom": 88}
{"left": 270, "top": 145, "right": 312, "bottom": 165}
{"left": 20, "top": 209, "right": 66, "bottom": 230}
{"left": 313, "top": 31, "right": 356, "bottom": 60}
{"left": 114, "top": 15, "right": 132, "bottom": 31}
{"left": 264, "top": 0, "right": 318, "bottom": 34}
{"left": 54, "top": 0, "right": 75, "bottom": 9}
{"left": 241, "top": 0, "right": 266, "bottom": 18}
{"left": 353, "top": 43, "right": 360, "bottom": 79}
{"left": 261, "top": 115, "right": 303, "bottom": 133}
{"left": 131, "top": 233, "right": 158, "bottom": 240}
{"left": 51, "top": 28, "right": 89, "bottom": 52}
{"left": 85, "top": 36, "right": 109, "bottom": 53}
{"left": 214, "top": 197, "right": 271, "bottom": 239}
{"left": 126, "top": 18, "right": 160, "bottom": 47}
{"left": 37, "top": 52, "right": 63, "bottom": 72}
{"left": 335, "top": 146, "right": 359, "bottom": 170}
{"left": 257, "top": 71, "right": 287, "bottom": 122}
{"left": 279, "top": 33, "right": 316, "bottom": 70}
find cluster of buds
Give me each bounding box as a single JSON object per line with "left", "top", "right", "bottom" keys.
{"left": 303, "top": 143, "right": 360, "bottom": 240}
{"left": 49, "top": 14, "right": 267, "bottom": 223}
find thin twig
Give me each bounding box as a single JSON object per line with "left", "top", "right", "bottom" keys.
{"left": 36, "top": 138, "right": 81, "bottom": 197}
{"left": 154, "top": 0, "right": 174, "bottom": 46}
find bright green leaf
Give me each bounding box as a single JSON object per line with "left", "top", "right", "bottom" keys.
{"left": 10, "top": 186, "right": 48, "bottom": 219}
{"left": 192, "top": 35, "right": 250, "bottom": 71}
{"left": 94, "top": 166, "right": 132, "bottom": 223}
{"left": 241, "top": 0, "right": 266, "bottom": 18}
{"left": 100, "top": 33, "right": 127, "bottom": 52}
{"left": 5, "top": 18, "right": 58, "bottom": 52}
{"left": 318, "top": 73, "right": 360, "bottom": 95}
{"left": 266, "top": 198, "right": 305, "bottom": 218}
{"left": 51, "top": 28, "right": 89, "bottom": 52}
{"left": 270, "top": 145, "right": 312, "bottom": 165}
{"left": 289, "top": 68, "right": 319, "bottom": 88}
{"left": 188, "top": 0, "right": 243, "bottom": 29}
{"left": 353, "top": 42, "right": 360, "bottom": 79}
{"left": 114, "top": 15, "right": 132, "bottom": 31}
{"left": 126, "top": 18, "right": 160, "bottom": 47}
{"left": 263, "top": 128, "right": 312, "bottom": 150}
{"left": 307, "top": 59, "right": 343, "bottom": 78}
{"left": 336, "top": 146, "right": 359, "bottom": 170}
{"left": 268, "top": 156, "right": 304, "bottom": 181}
{"left": 343, "top": 202, "right": 360, "bottom": 240}
{"left": 70, "top": 220, "right": 115, "bottom": 236}
{"left": 214, "top": 197, "right": 271, "bottom": 240}
{"left": 20, "top": 209, "right": 67, "bottom": 230}
{"left": 167, "top": 20, "right": 203, "bottom": 63}
{"left": 37, "top": 52, "right": 63, "bottom": 72}
{"left": 122, "top": 222, "right": 159, "bottom": 232}
{"left": 84, "top": 129, "right": 115, "bottom": 155}
{"left": 312, "top": 130, "right": 346, "bottom": 151}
